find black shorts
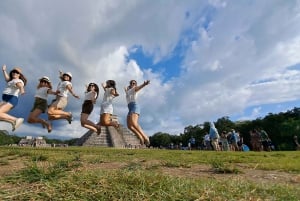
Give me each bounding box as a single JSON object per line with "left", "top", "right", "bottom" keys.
{"left": 81, "top": 100, "right": 94, "bottom": 114}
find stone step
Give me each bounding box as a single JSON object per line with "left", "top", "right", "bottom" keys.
{"left": 77, "top": 115, "right": 143, "bottom": 148}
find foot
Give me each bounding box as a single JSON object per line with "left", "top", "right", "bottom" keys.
{"left": 11, "top": 118, "right": 24, "bottom": 131}
{"left": 67, "top": 112, "right": 73, "bottom": 124}
{"left": 144, "top": 138, "right": 150, "bottom": 146}
{"left": 46, "top": 121, "right": 52, "bottom": 133}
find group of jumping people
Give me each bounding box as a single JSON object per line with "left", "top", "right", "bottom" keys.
{"left": 0, "top": 65, "right": 150, "bottom": 146}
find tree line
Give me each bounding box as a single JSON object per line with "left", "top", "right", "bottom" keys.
{"left": 150, "top": 107, "right": 300, "bottom": 150}
{"left": 1, "top": 107, "right": 300, "bottom": 150}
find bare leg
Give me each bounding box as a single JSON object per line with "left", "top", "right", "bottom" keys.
{"left": 127, "top": 113, "right": 149, "bottom": 145}
{"left": 47, "top": 106, "right": 72, "bottom": 122}
{"left": 100, "top": 113, "right": 119, "bottom": 127}
{"left": 0, "top": 103, "right": 17, "bottom": 123}
{"left": 127, "top": 115, "right": 144, "bottom": 144}
{"left": 80, "top": 113, "right": 101, "bottom": 133}
{"left": 27, "top": 108, "right": 52, "bottom": 132}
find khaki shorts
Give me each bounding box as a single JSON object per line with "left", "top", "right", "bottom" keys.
{"left": 51, "top": 96, "right": 68, "bottom": 109}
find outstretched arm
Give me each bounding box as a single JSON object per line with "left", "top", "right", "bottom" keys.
{"left": 135, "top": 80, "right": 150, "bottom": 92}
{"left": 66, "top": 84, "right": 80, "bottom": 99}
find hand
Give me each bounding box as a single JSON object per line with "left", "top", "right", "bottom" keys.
{"left": 2, "top": 64, "right": 6, "bottom": 71}
{"left": 144, "top": 80, "right": 150, "bottom": 85}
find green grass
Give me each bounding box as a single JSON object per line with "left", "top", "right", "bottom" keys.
{"left": 0, "top": 146, "right": 299, "bottom": 200}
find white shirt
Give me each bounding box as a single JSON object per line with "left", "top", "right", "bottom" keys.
{"left": 35, "top": 87, "right": 50, "bottom": 100}
{"left": 126, "top": 87, "right": 137, "bottom": 104}
{"left": 84, "top": 91, "right": 96, "bottom": 101}
{"left": 57, "top": 81, "right": 72, "bottom": 97}
{"left": 102, "top": 88, "right": 115, "bottom": 104}
{"left": 2, "top": 79, "right": 24, "bottom": 97}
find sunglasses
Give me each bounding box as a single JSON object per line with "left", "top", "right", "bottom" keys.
{"left": 130, "top": 82, "right": 136, "bottom": 85}
{"left": 40, "top": 80, "right": 49, "bottom": 83}
{"left": 12, "top": 70, "right": 20, "bottom": 74}
{"left": 89, "top": 83, "right": 95, "bottom": 87}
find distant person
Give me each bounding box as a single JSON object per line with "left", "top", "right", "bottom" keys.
{"left": 204, "top": 132, "right": 211, "bottom": 150}
{"left": 80, "top": 83, "right": 101, "bottom": 134}
{"left": 99, "top": 80, "right": 119, "bottom": 128}
{"left": 259, "top": 129, "right": 271, "bottom": 151}
{"left": 47, "top": 71, "right": 80, "bottom": 124}
{"left": 230, "top": 129, "right": 240, "bottom": 151}
{"left": 27, "top": 76, "right": 57, "bottom": 133}
{"left": 209, "top": 122, "right": 220, "bottom": 151}
{"left": 293, "top": 135, "right": 300, "bottom": 150}
{"left": 125, "top": 80, "right": 150, "bottom": 146}
{"left": 219, "top": 131, "right": 229, "bottom": 151}
{"left": 189, "top": 136, "right": 196, "bottom": 150}
{"left": 250, "top": 129, "right": 262, "bottom": 151}
{"left": 0, "top": 65, "right": 27, "bottom": 131}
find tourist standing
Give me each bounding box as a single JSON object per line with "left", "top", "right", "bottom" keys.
{"left": 209, "top": 122, "right": 220, "bottom": 151}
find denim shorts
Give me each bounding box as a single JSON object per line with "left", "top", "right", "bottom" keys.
{"left": 128, "top": 102, "right": 140, "bottom": 115}
{"left": 2, "top": 94, "right": 18, "bottom": 108}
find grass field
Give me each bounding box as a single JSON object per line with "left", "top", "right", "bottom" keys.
{"left": 0, "top": 146, "right": 299, "bottom": 201}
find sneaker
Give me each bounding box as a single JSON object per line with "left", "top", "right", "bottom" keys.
{"left": 67, "top": 112, "right": 73, "bottom": 124}
{"left": 12, "top": 118, "right": 24, "bottom": 131}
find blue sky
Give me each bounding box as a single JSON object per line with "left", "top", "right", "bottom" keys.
{"left": 1, "top": 0, "right": 300, "bottom": 139}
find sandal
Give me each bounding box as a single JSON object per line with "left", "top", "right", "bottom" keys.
{"left": 67, "top": 112, "right": 73, "bottom": 124}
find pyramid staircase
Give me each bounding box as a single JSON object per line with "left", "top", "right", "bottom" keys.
{"left": 76, "top": 115, "right": 142, "bottom": 148}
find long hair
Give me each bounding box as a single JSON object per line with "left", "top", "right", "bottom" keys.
{"left": 106, "top": 80, "right": 117, "bottom": 92}
{"left": 86, "top": 83, "right": 99, "bottom": 99}
{"left": 9, "top": 69, "right": 27, "bottom": 86}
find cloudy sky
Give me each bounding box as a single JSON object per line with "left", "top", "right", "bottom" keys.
{"left": 1, "top": 0, "right": 300, "bottom": 139}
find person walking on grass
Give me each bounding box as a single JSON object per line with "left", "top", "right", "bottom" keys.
{"left": 0, "top": 65, "right": 27, "bottom": 131}
{"left": 80, "top": 82, "right": 101, "bottom": 134}
{"left": 27, "top": 76, "right": 57, "bottom": 133}
{"left": 209, "top": 122, "right": 220, "bottom": 151}
{"left": 47, "top": 71, "right": 80, "bottom": 125}
{"left": 99, "top": 80, "right": 119, "bottom": 128}
{"left": 125, "top": 80, "right": 150, "bottom": 146}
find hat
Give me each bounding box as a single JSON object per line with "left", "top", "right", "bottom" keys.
{"left": 13, "top": 67, "right": 22, "bottom": 74}
{"left": 63, "top": 72, "right": 72, "bottom": 78}
{"left": 39, "top": 76, "right": 51, "bottom": 83}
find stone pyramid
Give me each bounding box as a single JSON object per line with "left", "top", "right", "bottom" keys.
{"left": 76, "top": 115, "right": 142, "bottom": 148}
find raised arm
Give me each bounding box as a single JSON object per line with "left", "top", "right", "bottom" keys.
{"left": 135, "top": 80, "right": 150, "bottom": 92}
{"left": 2, "top": 65, "right": 10, "bottom": 81}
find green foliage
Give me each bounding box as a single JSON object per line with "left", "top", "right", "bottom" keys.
{"left": 0, "top": 131, "right": 21, "bottom": 145}
{"left": 150, "top": 107, "right": 300, "bottom": 150}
